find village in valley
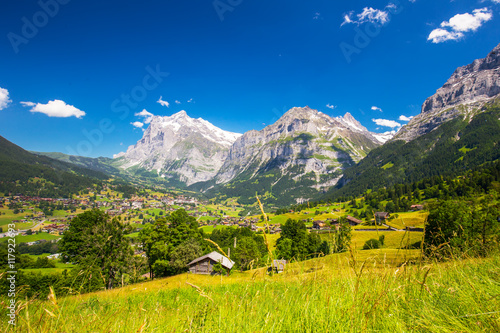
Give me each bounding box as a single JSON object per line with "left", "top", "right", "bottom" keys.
{"left": 0, "top": 179, "right": 429, "bottom": 278}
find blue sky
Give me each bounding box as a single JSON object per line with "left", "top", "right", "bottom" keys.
{"left": 0, "top": 0, "right": 499, "bottom": 157}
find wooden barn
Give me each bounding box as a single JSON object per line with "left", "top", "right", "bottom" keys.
{"left": 188, "top": 251, "right": 234, "bottom": 275}
{"left": 346, "top": 215, "right": 363, "bottom": 226}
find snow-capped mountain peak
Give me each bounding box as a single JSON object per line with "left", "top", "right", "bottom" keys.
{"left": 114, "top": 111, "right": 241, "bottom": 185}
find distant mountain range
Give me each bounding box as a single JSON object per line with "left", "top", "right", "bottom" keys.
{"left": 5, "top": 42, "right": 500, "bottom": 206}
{"left": 108, "top": 105, "right": 388, "bottom": 205}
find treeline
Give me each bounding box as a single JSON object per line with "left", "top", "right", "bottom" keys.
{"left": 275, "top": 219, "right": 351, "bottom": 260}
{"left": 424, "top": 193, "right": 500, "bottom": 257}
{"left": 17, "top": 241, "right": 58, "bottom": 255}
{"left": 275, "top": 159, "right": 500, "bottom": 217}
{"left": 0, "top": 246, "right": 56, "bottom": 270}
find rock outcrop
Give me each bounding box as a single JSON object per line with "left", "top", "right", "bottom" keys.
{"left": 395, "top": 43, "right": 500, "bottom": 142}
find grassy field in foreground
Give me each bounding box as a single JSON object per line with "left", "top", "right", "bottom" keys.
{"left": 2, "top": 249, "right": 499, "bottom": 332}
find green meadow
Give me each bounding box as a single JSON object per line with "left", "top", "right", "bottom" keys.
{"left": 2, "top": 249, "right": 498, "bottom": 332}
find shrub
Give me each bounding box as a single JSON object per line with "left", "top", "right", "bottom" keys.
{"left": 363, "top": 239, "right": 381, "bottom": 250}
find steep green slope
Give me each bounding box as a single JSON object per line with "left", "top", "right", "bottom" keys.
{"left": 36, "top": 151, "right": 189, "bottom": 189}
{"left": 0, "top": 136, "right": 108, "bottom": 197}
{"left": 326, "top": 103, "right": 500, "bottom": 199}
{"left": 33, "top": 152, "right": 123, "bottom": 177}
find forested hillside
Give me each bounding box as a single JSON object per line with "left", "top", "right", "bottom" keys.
{"left": 0, "top": 135, "right": 108, "bottom": 197}
{"left": 326, "top": 102, "right": 500, "bottom": 199}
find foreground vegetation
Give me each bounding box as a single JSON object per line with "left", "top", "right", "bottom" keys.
{"left": 1, "top": 248, "right": 499, "bottom": 332}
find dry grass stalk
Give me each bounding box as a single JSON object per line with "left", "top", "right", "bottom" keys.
{"left": 256, "top": 196, "right": 274, "bottom": 263}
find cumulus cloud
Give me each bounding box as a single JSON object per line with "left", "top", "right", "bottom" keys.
{"left": 21, "top": 100, "right": 86, "bottom": 118}
{"left": 0, "top": 87, "right": 12, "bottom": 110}
{"left": 372, "top": 118, "right": 401, "bottom": 128}
{"left": 135, "top": 109, "right": 154, "bottom": 124}
{"left": 371, "top": 106, "right": 383, "bottom": 112}
{"left": 157, "top": 96, "right": 169, "bottom": 107}
{"left": 441, "top": 8, "right": 493, "bottom": 32}
{"left": 131, "top": 121, "right": 144, "bottom": 128}
{"left": 428, "top": 29, "right": 464, "bottom": 43}
{"left": 175, "top": 100, "right": 181, "bottom": 104}
{"left": 313, "top": 12, "right": 321, "bottom": 20}
{"left": 428, "top": 8, "right": 493, "bottom": 43}
{"left": 187, "top": 98, "right": 194, "bottom": 103}
{"left": 399, "top": 115, "right": 414, "bottom": 122}
{"left": 326, "top": 104, "right": 336, "bottom": 109}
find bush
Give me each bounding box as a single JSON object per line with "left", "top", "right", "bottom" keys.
{"left": 363, "top": 239, "right": 381, "bottom": 250}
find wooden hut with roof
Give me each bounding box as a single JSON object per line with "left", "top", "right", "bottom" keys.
{"left": 188, "top": 251, "right": 235, "bottom": 275}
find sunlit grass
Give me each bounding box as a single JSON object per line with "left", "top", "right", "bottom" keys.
{"left": 3, "top": 249, "right": 499, "bottom": 332}
{"left": 385, "top": 211, "right": 428, "bottom": 229}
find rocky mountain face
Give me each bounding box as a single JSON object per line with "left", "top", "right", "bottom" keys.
{"left": 395, "top": 42, "right": 500, "bottom": 142}
{"left": 208, "top": 107, "right": 383, "bottom": 205}
{"left": 114, "top": 106, "right": 384, "bottom": 204}
{"left": 114, "top": 111, "right": 242, "bottom": 186}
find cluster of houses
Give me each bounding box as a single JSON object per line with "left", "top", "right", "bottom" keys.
{"left": 42, "top": 223, "right": 68, "bottom": 235}
{"left": 310, "top": 212, "right": 392, "bottom": 231}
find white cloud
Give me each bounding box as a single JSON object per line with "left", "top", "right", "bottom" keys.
{"left": 0, "top": 87, "right": 12, "bottom": 110}
{"left": 428, "top": 8, "right": 492, "bottom": 43}
{"left": 371, "top": 106, "right": 383, "bottom": 112}
{"left": 157, "top": 96, "right": 169, "bottom": 107}
{"left": 175, "top": 100, "right": 181, "bottom": 104}
{"left": 399, "top": 115, "right": 414, "bottom": 122}
{"left": 341, "top": 13, "right": 354, "bottom": 26}
{"left": 428, "top": 29, "right": 464, "bottom": 43}
{"left": 342, "top": 6, "right": 391, "bottom": 26}
{"left": 441, "top": 8, "right": 492, "bottom": 32}
{"left": 187, "top": 98, "right": 194, "bottom": 103}
{"left": 135, "top": 109, "right": 153, "bottom": 117}
{"left": 372, "top": 118, "right": 402, "bottom": 128}
{"left": 359, "top": 7, "right": 389, "bottom": 24}
{"left": 21, "top": 99, "right": 86, "bottom": 118}
{"left": 326, "top": 104, "right": 336, "bottom": 109}
{"left": 131, "top": 121, "right": 144, "bottom": 128}
{"left": 135, "top": 109, "right": 154, "bottom": 124}
{"left": 490, "top": 0, "right": 500, "bottom": 3}
{"left": 313, "top": 12, "right": 321, "bottom": 20}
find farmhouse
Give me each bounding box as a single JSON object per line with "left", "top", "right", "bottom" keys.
{"left": 375, "top": 212, "right": 390, "bottom": 220}
{"left": 313, "top": 221, "right": 325, "bottom": 229}
{"left": 188, "top": 251, "right": 234, "bottom": 275}
{"left": 346, "top": 216, "right": 363, "bottom": 226}
{"left": 272, "top": 259, "right": 287, "bottom": 273}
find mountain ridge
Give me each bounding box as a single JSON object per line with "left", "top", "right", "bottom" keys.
{"left": 114, "top": 111, "right": 242, "bottom": 186}
{"left": 395, "top": 42, "right": 500, "bottom": 142}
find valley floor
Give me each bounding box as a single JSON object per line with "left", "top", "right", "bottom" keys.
{"left": 3, "top": 249, "right": 499, "bottom": 332}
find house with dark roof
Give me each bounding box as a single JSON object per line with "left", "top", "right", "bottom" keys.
{"left": 375, "top": 212, "right": 390, "bottom": 220}
{"left": 346, "top": 216, "right": 363, "bottom": 226}
{"left": 188, "top": 251, "right": 234, "bottom": 275}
